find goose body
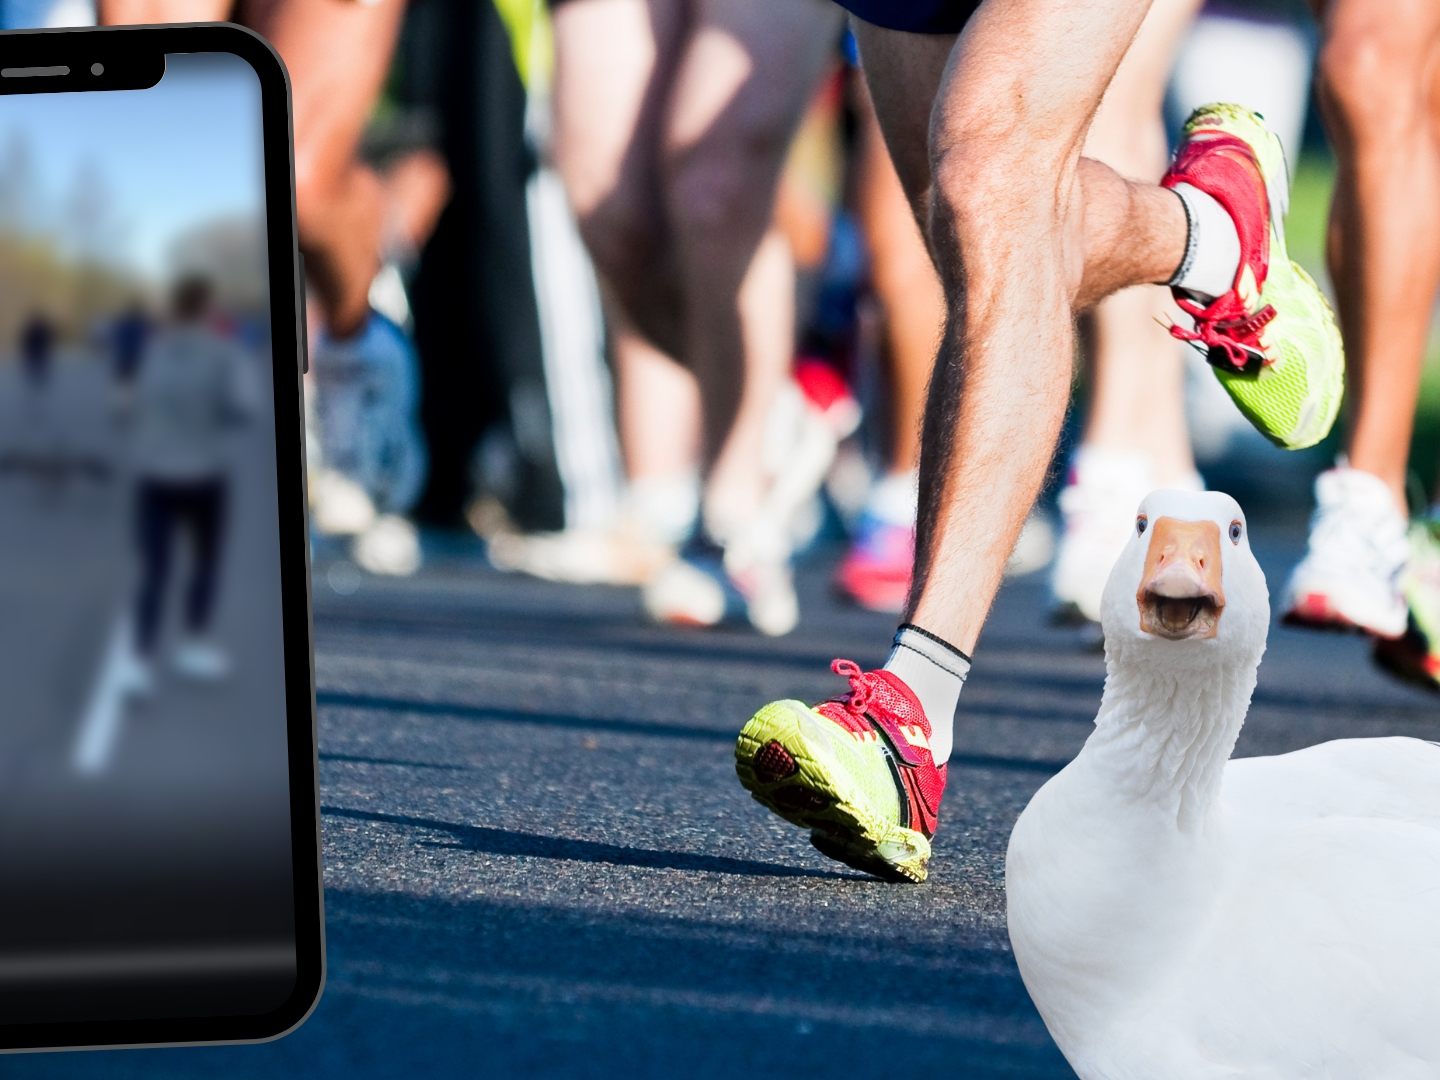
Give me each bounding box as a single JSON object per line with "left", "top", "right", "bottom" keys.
{"left": 1006, "top": 490, "right": 1440, "bottom": 1079}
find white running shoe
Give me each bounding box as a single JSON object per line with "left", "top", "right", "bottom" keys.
{"left": 1051, "top": 447, "right": 1203, "bottom": 624}
{"left": 643, "top": 531, "right": 798, "bottom": 637}
{"left": 352, "top": 513, "right": 423, "bottom": 577}
{"left": 1281, "top": 466, "right": 1409, "bottom": 639}
{"left": 172, "top": 639, "right": 231, "bottom": 681}
{"left": 308, "top": 310, "right": 426, "bottom": 531}
{"left": 116, "top": 652, "right": 154, "bottom": 698}
{"left": 1007, "top": 510, "right": 1056, "bottom": 579}
{"left": 309, "top": 468, "right": 378, "bottom": 536}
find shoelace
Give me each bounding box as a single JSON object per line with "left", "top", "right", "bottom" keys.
{"left": 831, "top": 658, "right": 873, "bottom": 715}
{"left": 1169, "top": 301, "right": 1277, "bottom": 371}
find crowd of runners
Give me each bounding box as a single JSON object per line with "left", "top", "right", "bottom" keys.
{"left": 4, "top": 0, "right": 1439, "bottom": 879}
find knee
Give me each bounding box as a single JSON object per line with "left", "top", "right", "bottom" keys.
{"left": 1317, "top": 20, "right": 1429, "bottom": 139}
{"left": 663, "top": 118, "right": 791, "bottom": 243}
{"left": 574, "top": 198, "right": 665, "bottom": 292}
{"left": 927, "top": 136, "right": 1067, "bottom": 285}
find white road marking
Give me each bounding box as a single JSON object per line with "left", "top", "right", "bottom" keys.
{"left": 72, "top": 611, "right": 131, "bottom": 775}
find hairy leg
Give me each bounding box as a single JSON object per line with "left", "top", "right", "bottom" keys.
{"left": 1079, "top": 0, "right": 1202, "bottom": 485}
{"left": 552, "top": 0, "right": 688, "bottom": 358}
{"left": 243, "top": 0, "right": 406, "bottom": 337}
{"left": 1316, "top": 0, "right": 1440, "bottom": 510}
{"left": 860, "top": 1, "right": 1186, "bottom": 652}
{"left": 661, "top": 0, "right": 840, "bottom": 529}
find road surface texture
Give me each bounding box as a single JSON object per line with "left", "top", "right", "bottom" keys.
{"left": 9, "top": 520, "right": 1436, "bottom": 1078}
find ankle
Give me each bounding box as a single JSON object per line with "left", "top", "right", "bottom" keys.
{"left": 1167, "top": 183, "right": 1241, "bottom": 303}
{"left": 883, "top": 624, "right": 970, "bottom": 764}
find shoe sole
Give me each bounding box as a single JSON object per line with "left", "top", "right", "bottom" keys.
{"left": 735, "top": 700, "right": 930, "bottom": 883}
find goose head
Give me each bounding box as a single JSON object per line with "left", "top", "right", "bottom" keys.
{"left": 1099, "top": 489, "right": 1269, "bottom": 670}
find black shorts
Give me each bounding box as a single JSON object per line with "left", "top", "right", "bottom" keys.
{"left": 835, "top": 0, "right": 980, "bottom": 36}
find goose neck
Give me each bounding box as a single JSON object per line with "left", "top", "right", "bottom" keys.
{"left": 1083, "top": 647, "right": 1258, "bottom": 831}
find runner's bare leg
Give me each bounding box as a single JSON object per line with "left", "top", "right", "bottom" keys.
{"left": 661, "top": 0, "right": 840, "bottom": 529}
{"left": 1315, "top": 0, "right": 1440, "bottom": 511}
{"left": 244, "top": 0, "right": 406, "bottom": 338}
{"left": 99, "top": 0, "right": 399, "bottom": 337}
{"left": 855, "top": 0, "right": 1189, "bottom": 653}
{"left": 552, "top": 0, "right": 689, "bottom": 359}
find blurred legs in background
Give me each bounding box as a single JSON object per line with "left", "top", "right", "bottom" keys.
{"left": 831, "top": 74, "right": 939, "bottom": 614}
{"left": 133, "top": 478, "right": 230, "bottom": 685}
{"left": 104, "top": 0, "right": 431, "bottom": 577}
{"left": 250, "top": 0, "right": 428, "bottom": 576}
{"left": 552, "top": 0, "right": 841, "bottom": 635}
{"left": 1290, "top": 0, "right": 1440, "bottom": 687}
{"left": 611, "top": 320, "right": 701, "bottom": 554}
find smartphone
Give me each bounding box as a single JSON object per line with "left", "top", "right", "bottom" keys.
{"left": 0, "top": 24, "right": 320, "bottom": 1050}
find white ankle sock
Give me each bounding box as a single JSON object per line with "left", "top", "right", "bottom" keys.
{"left": 883, "top": 624, "right": 969, "bottom": 764}
{"left": 1168, "top": 182, "right": 1241, "bottom": 303}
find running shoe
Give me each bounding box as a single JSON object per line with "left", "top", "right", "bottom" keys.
{"left": 172, "top": 639, "right": 231, "bottom": 681}
{"left": 766, "top": 364, "right": 859, "bottom": 553}
{"left": 309, "top": 310, "right": 427, "bottom": 576}
{"left": 643, "top": 531, "right": 798, "bottom": 637}
{"left": 308, "top": 310, "right": 427, "bottom": 529}
{"left": 1164, "top": 104, "right": 1343, "bottom": 451}
{"left": 835, "top": 512, "right": 914, "bottom": 613}
{"left": 836, "top": 470, "right": 915, "bottom": 612}
{"left": 352, "top": 512, "right": 423, "bottom": 577}
{"left": 1051, "top": 448, "right": 1203, "bottom": 624}
{"left": 1007, "top": 508, "right": 1056, "bottom": 579}
{"left": 736, "top": 659, "right": 945, "bottom": 882}
{"left": 116, "top": 646, "right": 155, "bottom": 698}
{"left": 836, "top": 506, "right": 1051, "bottom": 612}
{"left": 1280, "top": 467, "right": 1409, "bottom": 638}
{"left": 1374, "top": 518, "right": 1440, "bottom": 690}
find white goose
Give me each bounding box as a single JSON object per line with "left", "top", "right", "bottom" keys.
{"left": 1007, "top": 489, "right": 1440, "bottom": 1080}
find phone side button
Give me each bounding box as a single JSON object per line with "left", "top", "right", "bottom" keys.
{"left": 298, "top": 279, "right": 309, "bottom": 375}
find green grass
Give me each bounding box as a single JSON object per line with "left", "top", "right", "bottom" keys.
{"left": 1287, "top": 153, "right": 1440, "bottom": 503}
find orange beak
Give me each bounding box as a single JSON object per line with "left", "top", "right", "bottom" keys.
{"left": 1136, "top": 517, "right": 1225, "bottom": 640}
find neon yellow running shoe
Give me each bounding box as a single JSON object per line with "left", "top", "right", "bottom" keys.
{"left": 1163, "top": 103, "right": 1343, "bottom": 451}
{"left": 735, "top": 660, "right": 945, "bottom": 883}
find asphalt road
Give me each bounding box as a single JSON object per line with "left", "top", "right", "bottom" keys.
{"left": 8, "top": 523, "right": 1437, "bottom": 1078}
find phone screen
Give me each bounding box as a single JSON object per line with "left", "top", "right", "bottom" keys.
{"left": 0, "top": 30, "right": 316, "bottom": 1044}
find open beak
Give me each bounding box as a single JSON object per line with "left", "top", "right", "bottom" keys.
{"left": 1136, "top": 517, "right": 1225, "bottom": 640}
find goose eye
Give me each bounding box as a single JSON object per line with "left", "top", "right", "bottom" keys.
{"left": 1229, "top": 520, "right": 1243, "bottom": 544}
{"left": 1136, "top": 515, "right": 1148, "bottom": 536}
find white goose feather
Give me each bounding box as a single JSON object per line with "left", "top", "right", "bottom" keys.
{"left": 1006, "top": 489, "right": 1440, "bottom": 1079}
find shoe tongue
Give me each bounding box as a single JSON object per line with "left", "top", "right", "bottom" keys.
{"left": 856, "top": 670, "right": 934, "bottom": 768}
{"left": 868, "top": 669, "right": 926, "bottom": 721}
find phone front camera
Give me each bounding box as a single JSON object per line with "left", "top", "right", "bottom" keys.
{"left": 90, "top": 62, "right": 104, "bottom": 75}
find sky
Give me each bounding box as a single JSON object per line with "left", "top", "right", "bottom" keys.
{"left": 0, "top": 51, "right": 266, "bottom": 276}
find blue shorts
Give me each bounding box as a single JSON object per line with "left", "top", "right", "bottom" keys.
{"left": 835, "top": 0, "right": 981, "bottom": 35}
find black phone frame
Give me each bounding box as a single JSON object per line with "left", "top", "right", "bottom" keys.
{"left": 0, "top": 22, "right": 322, "bottom": 1053}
